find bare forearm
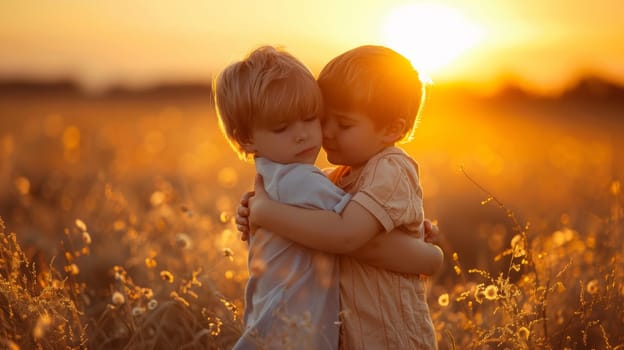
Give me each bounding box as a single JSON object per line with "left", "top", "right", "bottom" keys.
{"left": 251, "top": 199, "right": 380, "bottom": 253}
{"left": 350, "top": 232, "right": 444, "bottom": 275}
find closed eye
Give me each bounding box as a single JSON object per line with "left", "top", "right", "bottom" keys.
{"left": 303, "top": 115, "right": 318, "bottom": 122}
{"left": 272, "top": 124, "right": 288, "bottom": 133}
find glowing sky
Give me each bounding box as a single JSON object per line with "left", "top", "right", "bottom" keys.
{"left": 1, "top": 0, "right": 623, "bottom": 94}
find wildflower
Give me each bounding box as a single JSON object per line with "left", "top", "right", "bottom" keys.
{"left": 208, "top": 317, "right": 223, "bottom": 336}
{"left": 132, "top": 307, "right": 145, "bottom": 317}
{"left": 223, "top": 248, "right": 234, "bottom": 261}
{"left": 160, "top": 270, "right": 174, "bottom": 283}
{"left": 225, "top": 270, "right": 234, "bottom": 280}
{"left": 145, "top": 258, "right": 157, "bottom": 268}
{"left": 65, "top": 263, "right": 80, "bottom": 275}
{"left": 114, "top": 271, "right": 125, "bottom": 282}
{"left": 82, "top": 231, "right": 92, "bottom": 245}
{"left": 219, "top": 211, "right": 231, "bottom": 224}
{"left": 150, "top": 191, "right": 165, "bottom": 206}
{"left": 32, "top": 313, "right": 52, "bottom": 339}
{"left": 438, "top": 293, "right": 449, "bottom": 307}
{"left": 175, "top": 233, "right": 192, "bottom": 249}
{"left": 474, "top": 284, "right": 484, "bottom": 304}
{"left": 511, "top": 234, "right": 526, "bottom": 257}
{"left": 142, "top": 288, "right": 154, "bottom": 299}
{"left": 517, "top": 326, "right": 530, "bottom": 340}
{"left": 484, "top": 284, "right": 498, "bottom": 300}
{"left": 586, "top": 279, "right": 599, "bottom": 294}
{"left": 170, "top": 291, "right": 190, "bottom": 307}
{"left": 112, "top": 291, "right": 125, "bottom": 305}
{"left": 513, "top": 246, "right": 526, "bottom": 258}
{"left": 510, "top": 234, "right": 523, "bottom": 248}
{"left": 221, "top": 298, "right": 239, "bottom": 317}
{"left": 75, "top": 219, "right": 87, "bottom": 232}
{"left": 147, "top": 299, "right": 159, "bottom": 310}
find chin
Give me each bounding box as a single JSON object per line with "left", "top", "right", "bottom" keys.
{"left": 327, "top": 154, "right": 342, "bottom": 165}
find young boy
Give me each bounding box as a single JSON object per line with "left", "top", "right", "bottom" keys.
{"left": 245, "top": 45, "right": 439, "bottom": 349}
{"left": 214, "top": 45, "right": 348, "bottom": 349}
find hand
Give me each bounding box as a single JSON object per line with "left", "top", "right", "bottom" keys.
{"left": 423, "top": 219, "right": 440, "bottom": 244}
{"left": 235, "top": 191, "right": 254, "bottom": 241}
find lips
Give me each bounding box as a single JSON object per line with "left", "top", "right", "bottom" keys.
{"left": 296, "top": 146, "right": 316, "bottom": 156}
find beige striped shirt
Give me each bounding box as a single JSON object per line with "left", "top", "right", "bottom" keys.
{"left": 328, "top": 146, "right": 437, "bottom": 350}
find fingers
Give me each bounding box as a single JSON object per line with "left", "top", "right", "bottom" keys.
{"left": 236, "top": 191, "right": 254, "bottom": 241}
{"left": 239, "top": 226, "right": 250, "bottom": 241}
{"left": 240, "top": 191, "right": 254, "bottom": 206}
{"left": 423, "top": 218, "right": 440, "bottom": 244}
{"left": 237, "top": 205, "right": 250, "bottom": 220}
{"left": 424, "top": 220, "right": 432, "bottom": 233}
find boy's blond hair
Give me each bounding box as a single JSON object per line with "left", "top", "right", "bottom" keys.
{"left": 318, "top": 45, "right": 425, "bottom": 143}
{"left": 213, "top": 46, "right": 323, "bottom": 160}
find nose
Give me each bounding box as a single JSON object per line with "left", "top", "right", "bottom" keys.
{"left": 295, "top": 121, "right": 308, "bottom": 143}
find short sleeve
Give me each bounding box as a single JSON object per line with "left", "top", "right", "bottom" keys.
{"left": 276, "top": 165, "right": 352, "bottom": 213}
{"left": 351, "top": 155, "right": 423, "bottom": 232}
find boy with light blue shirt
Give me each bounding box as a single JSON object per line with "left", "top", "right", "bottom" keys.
{"left": 214, "top": 45, "right": 349, "bottom": 349}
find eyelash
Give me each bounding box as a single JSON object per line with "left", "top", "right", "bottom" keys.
{"left": 272, "top": 125, "right": 287, "bottom": 133}
{"left": 272, "top": 115, "right": 317, "bottom": 133}
{"left": 303, "top": 116, "right": 317, "bottom": 122}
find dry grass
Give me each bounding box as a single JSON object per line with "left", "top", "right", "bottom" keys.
{"left": 429, "top": 170, "right": 624, "bottom": 349}
{"left": 0, "top": 93, "right": 622, "bottom": 349}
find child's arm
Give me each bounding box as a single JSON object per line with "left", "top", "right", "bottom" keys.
{"left": 349, "top": 232, "right": 444, "bottom": 275}
{"left": 249, "top": 174, "right": 389, "bottom": 254}
{"left": 238, "top": 185, "right": 443, "bottom": 274}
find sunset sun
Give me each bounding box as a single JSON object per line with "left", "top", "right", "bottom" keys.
{"left": 382, "top": 3, "right": 484, "bottom": 78}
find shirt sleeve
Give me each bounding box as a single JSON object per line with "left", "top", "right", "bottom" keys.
{"left": 351, "top": 155, "right": 423, "bottom": 232}
{"left": 276, "top": 164, "right": 352, "bottom": 213}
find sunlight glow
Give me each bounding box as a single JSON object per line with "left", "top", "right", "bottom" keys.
{"left": 382, "top": 3, "right": 484, "bottom": 79}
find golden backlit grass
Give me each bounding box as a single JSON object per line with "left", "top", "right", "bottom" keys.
{"left": 0, "top": 94, "right": 622, "bottom": 349}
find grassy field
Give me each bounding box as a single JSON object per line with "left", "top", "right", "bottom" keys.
{"left": 0, "top": 87, "right": 622, "bottom": 349}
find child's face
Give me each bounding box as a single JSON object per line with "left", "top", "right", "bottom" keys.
{"left": 321, "top": 109, "right": 388, "bottom": 168}
{"left": 248, "top": 116, "right": 322, "bottom": 164}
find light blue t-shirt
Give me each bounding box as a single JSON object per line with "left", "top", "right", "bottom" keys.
{"left": 233, "top": 157, "right": 351, "bottom": 350}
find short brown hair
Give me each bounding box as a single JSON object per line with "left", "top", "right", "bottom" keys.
{"left": 213, "top": 46, "right": 323, "bottom": 160}
{"left": 318, "top": 45, "right": 425, "bottom": 143}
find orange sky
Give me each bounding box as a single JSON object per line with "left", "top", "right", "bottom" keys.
{"left": 1, "top": 0, "right": 623, "bottom": 94}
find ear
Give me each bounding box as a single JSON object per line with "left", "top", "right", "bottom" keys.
{"left": 382, "top": 118, "right": 406, "bottom": 143}
{"left": 240, "top": 140, "right": 257, "bottom": 153}
{"left": 235, "top": 129, "right": 257, "bottom": 153}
